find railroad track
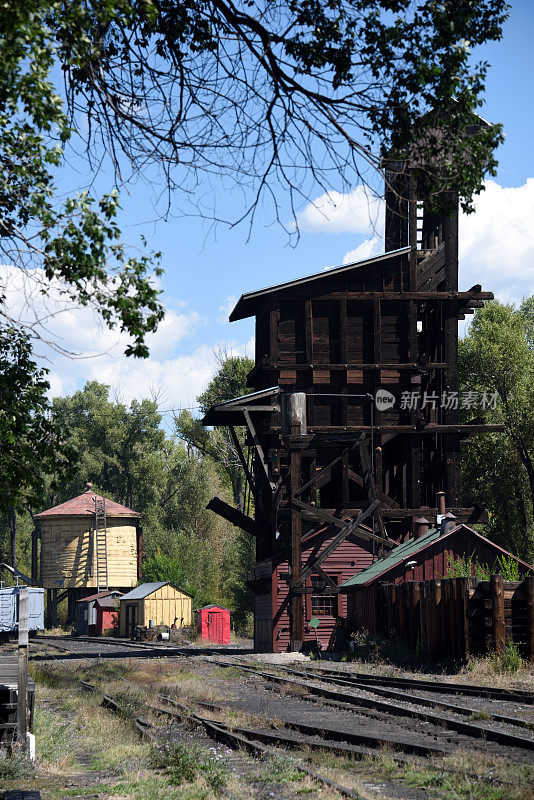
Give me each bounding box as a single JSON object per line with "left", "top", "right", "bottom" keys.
{"left": 30, "top": 638, "right": 534, "bottom": 758}
{"left": 298, "top": 663, "right": 534, "bottom": 704}
{"left": 209, "top": 658, "right": 534, "bottom": 756}
{"left": 78, "top": 676, "right": 361, "bottom": 799}
{"left": 27, "top": 638, "right": 533, "bottom": 798}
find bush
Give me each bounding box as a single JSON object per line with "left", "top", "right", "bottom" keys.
{"left": 0, "top": 751, "right": 33, "bottom": 779}
{"left": 446, "top": 552, "right": 526, "bottom": 581}
{"left": 348, "top": 629, "right": 416, "bottom": 666}
{"left": 150, "top": 741, "right": 228, "bottom": 790}
{"left": 491, "top": 641, "right": 524, "bottom": 674}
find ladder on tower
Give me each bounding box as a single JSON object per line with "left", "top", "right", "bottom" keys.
{"left": 93, "top": 495, "right": 108, "bottom": 592}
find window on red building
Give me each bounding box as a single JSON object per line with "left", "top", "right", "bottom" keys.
{"left": 309, "top": 575, "right": 338, "bottom": 616}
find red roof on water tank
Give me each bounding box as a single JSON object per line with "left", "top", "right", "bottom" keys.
{"left": 35, "top": 485, "right": 141, "bottom": 519}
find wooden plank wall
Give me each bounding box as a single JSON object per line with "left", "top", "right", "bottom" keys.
{"left": 143, "top": 584, "right": 192, "bottom": 628}
{"left": 365, "top": 577, "right": 534, "bottom": 663}
{"left": 272, "top": 531, "right": 375, "bottom": 652}
{"left": 40, "top": 517, "right": 138, "bottom": 589}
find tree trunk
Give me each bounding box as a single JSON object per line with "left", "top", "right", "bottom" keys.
{"left": 8, "top": 507, "right": 16, "bottom": 568}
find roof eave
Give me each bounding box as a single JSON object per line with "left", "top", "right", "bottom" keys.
{"left": 229, "top": 247, "right": 411, "bottom": 321}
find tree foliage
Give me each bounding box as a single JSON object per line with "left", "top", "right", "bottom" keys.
{"left": 459, "top": 299, "right": 534, "bottom": 561}
{"left": 1, "top": 0, "right": 508, "bottom": 509}
{"left": 1, "top": 368, "right": 256, "bottom": 629}
{"left": 176, "top": 354, "right": 255, "bottom": 508}
{"left": 52, "top": 0, "right": 506, "bottom": 223}
{"left": 0, "top": 324, "right": 73, "bottom": 512}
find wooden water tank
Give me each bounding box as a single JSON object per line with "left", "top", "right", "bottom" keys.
{"left": 35, "top": 485, "right": 141, "bottom": 590}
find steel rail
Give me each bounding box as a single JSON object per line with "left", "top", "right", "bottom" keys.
{"left": 267, "top": 664, "right": 533, "bottom": 731}
{"left": 209, "top": 660, "right": 534, "bottom": 753}
{"left": 78, "top": 677, "right": 360, "bottom": 799}
{"left": 299, "top": 665, "right": 534, "bottom": 704}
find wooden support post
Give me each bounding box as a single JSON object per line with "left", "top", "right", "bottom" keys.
{"left": 459, "top": 578, "right": 470, "bottom": 662}
{"left": 441, "top": 579, "right": 449, "bottom": 659}
{"left": 47, "top": 588, "right": 58, "bottom": 629}
{"left": 398, "top": 583, "right": 407, "bottom": 646}
{"left": 419, "top": 582, "right": 428, "bottom": 658}
{"left": 411, "top": 581, "right": 421, "bottom": 653}
{"left": 491, "top": 574, "right": 505, "bottom": 655}
{"left": 17, "top": 586, "right": 29, "bottom": 748}
{"left": 429, "top": 580, "right": 441, "bottom": 659}
{"left": 525, "top": 577, "right": 534, "bottom": 664}
{"left": 289, "top": 422, "right": 304, "bottom": 651}
{"left": 449, "top": 579, "right": 458, "bottom": 662}
{"left": 31, "top": 526, "right": 39, "bottom": 585}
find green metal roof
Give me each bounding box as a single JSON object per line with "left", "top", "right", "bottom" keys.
{"left": 340, "top": 527, "right": 442, "bottom": 589}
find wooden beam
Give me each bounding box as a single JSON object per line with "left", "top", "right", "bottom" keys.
{"left": 289, "top": 424, "right": 504, "bottom": 439}
{"left": 291, "top": 498, "right": 394, "bottom": 548}
{"left": 290, "top": 505, "right": 488, "bottom": 524}
{"left": 17, "top": 586, "right": 29, "bottom": 747}
{"left": 358, "top": 436, "right": 388, "bottom": 540}
{"left": 229, "top": 426, "right": 257, "bottom": 500}
{"left": 293, "top": 499, "right": 382, "bottom": 588}
{"left": 206, "top": 497, "right": 257, "bottom": 536}
{"left": 271, "top": 362, "right": 449, "bottom": 370}
{"left": 315, "top": 291, "right": 493, "bottom": 301}
{"left": 305, "top": 299, "right": 313, "bottom": 363}
{"left": 294, "top": 441, "right": 359, "bottom": 498}
{"left": 290, "top": 423, "right": 304, "bottom": 650}
{"left": 243, "top": 409, "right": 277, "bottom": 490}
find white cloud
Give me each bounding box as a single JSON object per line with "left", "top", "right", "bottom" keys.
{"left": 297, "top": 186, "right": 384, "bottom": 235}
{"left": 0, "top": 265, "right": 252, "bottom": 411}
{"left": 218, "top": 295, "right": 237, "bottom": 324}
{"left": 458, "top": 179, "right": 534, "bottom": 297}
{"left": 342, "top": 236, "right": 383, "bottom": 265}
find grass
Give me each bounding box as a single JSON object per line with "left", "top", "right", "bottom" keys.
{"left": 308, "top": 746, "right": 534, "bottom": 800}
{"left": 257, "top": 753, "right": 302, "bottom": 783}
{"left": 150, "top": 740, "right": 229, "bottom": 791}
{"left": 0, "top": 750, "right": 34, "bottom": 780}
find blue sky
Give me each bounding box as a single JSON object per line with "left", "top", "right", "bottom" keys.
{"left": 9, "top": 1, "right": 534, "bottom": 423}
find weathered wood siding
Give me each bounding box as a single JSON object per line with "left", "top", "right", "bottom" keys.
{"left": 40, "top": 516, "right": 138, "bottom": 589}
{"left": 143, "top": 584, "right": 192, "bottom": 628}
{"left": 357, "top": 577, "right": 534, "bottom": 663}
{"left": 272, "top": 531, "right": 376, "bottom": 652}
{"left": 346, "top": 529, "right": 534, "bottom": 635}
{"left": 118, "top": 584, "right": 192, "bottom": 636}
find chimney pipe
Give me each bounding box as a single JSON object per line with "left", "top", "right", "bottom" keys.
{"left": 413, "top": 517, "right": 429, "bottom": 540}
{"left": 436, "top": 491, "right": 446, "bottom": 516}
{"left": 440, "top": 511, "right": 457, "bottom": 537}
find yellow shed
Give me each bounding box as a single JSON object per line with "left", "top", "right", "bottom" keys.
{"left": 119, "top": 581, "right": 193, "bottom": 637}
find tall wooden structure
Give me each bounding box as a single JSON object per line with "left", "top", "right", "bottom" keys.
{"left": 203, "top": 167, "right": 501, "bottom": 652}
{"left": 35, "top": 484, "right": 143, "bottom": 627}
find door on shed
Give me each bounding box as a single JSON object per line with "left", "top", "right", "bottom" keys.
{"left": 125, "top": 603, "right": 137, "bottom": 637}
{"left": 207, "top": 611, "right": 223, "bottom": 643}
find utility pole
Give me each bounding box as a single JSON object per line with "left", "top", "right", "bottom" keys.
{"left": 17, "top": 586, "right": 29, "bottom": 747}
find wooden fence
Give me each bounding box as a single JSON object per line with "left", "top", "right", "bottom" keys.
{"left": 375, "top": 576, "right": 534, "bottom": 663}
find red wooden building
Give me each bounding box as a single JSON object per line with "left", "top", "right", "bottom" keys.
{"left": 340, "top": 522, "right": 534, "bottom": 634}
{"left": 75, "top": 590, "right": 122, "bottom": 636}
{"left": 94, "top": 595, "right": 119, "bottom": 635}
{"left": 196, "top": 605, "right": 231, "bottom": 644}
{"left": 248, "top": 522, "right": 377, "bottom": 651}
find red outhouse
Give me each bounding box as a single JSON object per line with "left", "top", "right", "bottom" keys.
{"left": 94, "top": 596, "right": 119, "bottom": 635}
{"left": 196, "top": 605, "right": 231, "bottom": 644}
